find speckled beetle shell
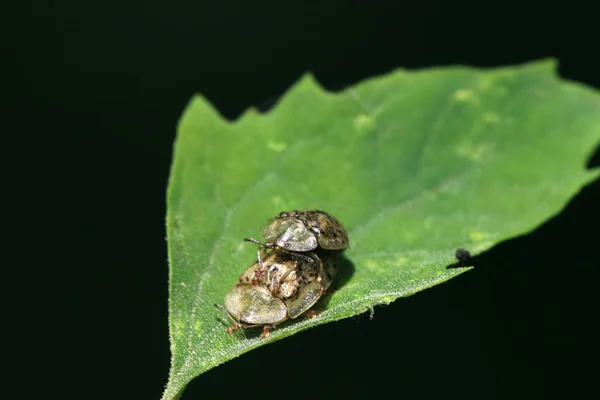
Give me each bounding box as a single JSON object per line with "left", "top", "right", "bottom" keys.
{"left": 223, "top": 250, "right": 338, "bottom": 333}
{"left": 261, "top": 210, "right": 350, "bottom": 252}
{"left": 224, "top": 285, "right": 288, "bottom": 326}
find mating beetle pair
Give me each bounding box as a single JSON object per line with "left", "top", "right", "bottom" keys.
{"left": 215, "top": 210, "right": 350, "bottom": 338}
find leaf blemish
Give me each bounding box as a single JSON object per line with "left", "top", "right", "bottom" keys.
{"left": 394, "top": 256, "right": 407, "bottom": 266}
{"left": 477, "top": 77, "right": 493, "bottom": 90}
{"left": 483, "top": 112, "right": 502, "bottom": 124}
{"left": 469, "top": 231, "right": 491, "bottom": 242}
{"left": 353, "top": 113, "right": 376, "bottom": 134}
{"left": 267, "top": 140, "right": 287, "bottom": 152}
{"left": 271, "top": 195, "right": 285, "bottom": 207}
{"left": 453, "top": 89, "right": 477, "bottom": 103}
{"left": 456, "top": 141, "right": 491, "bottom": 162}
{"left": 194, "top": 320, "right": 202, "bottom": 334}
{"left": 491, "top": 85, "right": 509, "bottom": 96}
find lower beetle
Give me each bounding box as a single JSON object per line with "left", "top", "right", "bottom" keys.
{"left": 215, "top": 249, "right": 339, "bottom": 338}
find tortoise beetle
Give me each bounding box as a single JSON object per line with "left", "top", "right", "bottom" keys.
{"left": 244, "top": 210, "right": 349, "bottom": 288}
{"left": 215, "top": 249, "right": 339, "bottom": 338}
{"left": 251, "top": 210, "right": 350, "bottom": 253}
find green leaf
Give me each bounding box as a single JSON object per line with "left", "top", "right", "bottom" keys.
{"left": 163, "top": 59, "right": 599, "bottom": 399}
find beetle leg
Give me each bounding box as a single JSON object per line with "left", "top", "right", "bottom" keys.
{"left": 271, "top": 267, "right": 296, "bottom": 296}
{"left": 271, "top": 280, "right": 281, "bottom": 296}
{"left": 245, "top": 237, "right": 282, "bottom": 254}
{"left": 303, "top": 310, "right": 319, "bottom": 318}
{"left": 244, "top": 237, "right": 268, "bottom": 268}
{"left": 214, "top": 303, "right": 244, "bottom": 334}
{"left": 215, "top": 304, "right": 272, "bottom": 337}
{"left": 245, "top": 238, "right": 275, "bottom": 284}
{"left": 306, "top": 252, "right": 325, "bottom": 294}
{"left": 260, "top": 324, "right": 276, "bottom": 338}
{"left": 244, "top": 237, "right": 275, "bottom": 249}
{"left": 272, "top": 246, "right": 314, "bottom": 264}
{"left": 256, "top": 246, "right": 264, "bottom": 269}
{"left": 244, "top": 237, "right": 315, "bottom": 264}
{"left": 270, "top": 269, "right": 282, "bottom": 296}
{"left": 292, "top": 251, "right": 316, "bottom": 264}
{"left": 278, "top": 267, "right": 294, "bottom": 282}
{"left": 252, "top": 268, "right": 267, "bottom": 285}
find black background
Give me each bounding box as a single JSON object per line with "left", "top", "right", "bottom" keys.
{"left": 15, "top": 1, "right": 599, "bottom": 399}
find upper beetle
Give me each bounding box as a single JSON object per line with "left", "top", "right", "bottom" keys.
{"left": 245, "top": 209, "right": 350, "bottom": 256}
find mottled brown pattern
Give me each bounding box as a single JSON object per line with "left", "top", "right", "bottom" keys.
{"left": 271, "top": 210, "right": 349, "bottom": 251}
{"left": 219, "top": 210, "right": 348, "bottom": 337}
{"left": 220, "top": 246, "right": 339, "bottom": 336}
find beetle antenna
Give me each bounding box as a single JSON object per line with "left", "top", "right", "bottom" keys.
{"left": 214, "top": 303, "right": 238, "bottom": 325}
{"left": 244, "top": 238, "right": 314, "bottom": 264}
{"left": 292, "top": 252, "right": 315, "bottom": 264}
{"left": 244, "top": 237, "right": 266, "bottom": 246}
{"left": 244, "top": 237, "right": 279, "bottom": 251}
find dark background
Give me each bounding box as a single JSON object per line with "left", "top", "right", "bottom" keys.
{"left": 15, "top": 1, "right": 599, "bottom": 399}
